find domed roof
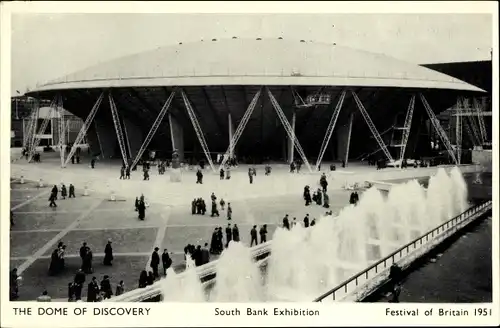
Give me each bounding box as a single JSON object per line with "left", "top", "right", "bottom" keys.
{"left": 34, "top": 38, "right": 484, "bottom": 92}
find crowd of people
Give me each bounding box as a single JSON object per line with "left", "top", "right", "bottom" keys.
{"left": 14, "top": 150, "right": 376, "bottom": 302}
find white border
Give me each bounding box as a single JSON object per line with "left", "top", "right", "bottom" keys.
{"left": 1, "top": 2, "right": 498, "bottom": 327}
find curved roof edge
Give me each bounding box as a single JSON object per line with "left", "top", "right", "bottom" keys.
{"left": 32, "top": 75, "right": 485, "bottom": 93}
{"left": 29, "top": 38, "right": 486, "bottom": 94}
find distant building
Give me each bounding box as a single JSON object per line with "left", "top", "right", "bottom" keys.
{"left": 11, "top": 96, "right": 86, "bottom": 147}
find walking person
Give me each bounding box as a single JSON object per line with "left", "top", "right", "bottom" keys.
{"left": 61, "top": 184, "right": 67, "bottom": 200}
{"left": 250, "top": 225, "right": 258, "bottom": 246}
{"left": 68, "top": 184, "right": 76, "bottom": 198}
{"left": 49, "top": 191, "right": 57, "bottom": 207}
{"left": 103, "top": 240, "right": 113, "bottom": 266}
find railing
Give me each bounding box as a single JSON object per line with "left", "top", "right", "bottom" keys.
{"left": 313, "top": 200, "right": 492, "bottom": 302}
{"left": 109, "top": 240, "right": 273, "bottom": 302}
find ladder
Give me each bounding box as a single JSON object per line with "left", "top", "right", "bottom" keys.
{"left": 22, "top": 100, "right": 39, "bottom": 157}
{"left": 455, "top": 99, "right": 462, "bottom": 164}
{"left": 398, "top": 95, "right": 416, "bottom": 164}
{"left": 28, "top": 97, "right": 57, "bottom": 163}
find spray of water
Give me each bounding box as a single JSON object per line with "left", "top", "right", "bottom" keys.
{"left": 210, "top": 241, "right": 264, "bottom": 302}
{"left": 161, "top": 258, "right": 206, "bottom": 302}
{"left": 160, "top": 167, "right": 469, "bottom": 302}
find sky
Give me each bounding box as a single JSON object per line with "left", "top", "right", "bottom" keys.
{"left": 10, "top": 13, "right": 493, "bottom": 95}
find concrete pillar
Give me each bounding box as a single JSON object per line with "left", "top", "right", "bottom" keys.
{"left": 169, "top": 113, "right": 184, "bottom": 161}
{"left": 344, "top": 113, "right": 354, "bottom": 166}
{"left": 228, "top": 113, "right": 234, "bottom": 157}
{"left": 122, "top": 117, "right": 143, "bottom": 161}
{"left": 287, "top": 110, "right": 297, "bottom": 163}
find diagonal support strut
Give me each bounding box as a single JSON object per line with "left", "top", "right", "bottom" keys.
{"left": 352, "top": 91, "right": 395, "bottom": 163}
{"left": 218, "top": 88, "right": 262, "bottom": 170}
{"left": 315, "top": 90, "right": 346, "bottom": 170}
{"left": 109, "top": 93, "right": 130, "bottom": 168}
{"left": 419, "top": 94, "right": 457, "bottom": 164}
{"left": 63, "top": 92, "right": 105, "bottom": 167}
{"left": 181, "top": 90, "right": 216, "bottom": 172}
{"left": 266, "top": 87, "right": 313, "bottom": 173}
{"left": 130, "top": 91, "right": 176, "bottom": 170}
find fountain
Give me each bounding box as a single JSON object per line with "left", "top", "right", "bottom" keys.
{"left": 210, "top": 241, "right": 264, "bottom": 302}
{"left": 159, "top": 167, "right": 469, "bottom": 302}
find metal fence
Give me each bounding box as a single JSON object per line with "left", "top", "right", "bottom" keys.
{"left": 313, "top": 200, "right": 492, "bottom": 302}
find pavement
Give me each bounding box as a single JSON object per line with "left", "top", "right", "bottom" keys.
{"left": 9, "top": 150, "right": 485, "bottom": 302}
{"left": 10, "top": 177, "right": 347, "bottom": 301}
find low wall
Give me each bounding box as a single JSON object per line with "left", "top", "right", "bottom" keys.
{"left": 108, "top": 241, "right": 272, "bottom": 302}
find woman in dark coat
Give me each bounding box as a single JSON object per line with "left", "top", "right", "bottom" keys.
{"left": 209, "top": 229, "right": 217, "bottom": 254}
{"left": 103, "top": 240, "right": 113, "bottom": 266}
{"left": 138, "top": 200, "right": 146, "bottom": 220}
{"left": 232, "top": 224, "right": 240, "bottom": 242}
{"left": 138, "top": 270, "right": 148, "bottom": 288}
{"left": 87, "top": 277, "right": 99, "bottom": 302}
{"left": 82, "top": 249, "right": 93, "bottom": 274}
{"left": 48, "top": 248, "right": 59, "bottom": 275}
{"left": 61, "top": 184, "right": 67, "bottom": 199}
{"left": 216, "top": 228, "right": 224, "bottom": 253}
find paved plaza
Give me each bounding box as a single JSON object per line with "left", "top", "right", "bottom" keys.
{"left": 9, "top": 151, "right": 483, "bottom": 301}
{"left": 10, "top": 175, "right": 349, "bottom": 301}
